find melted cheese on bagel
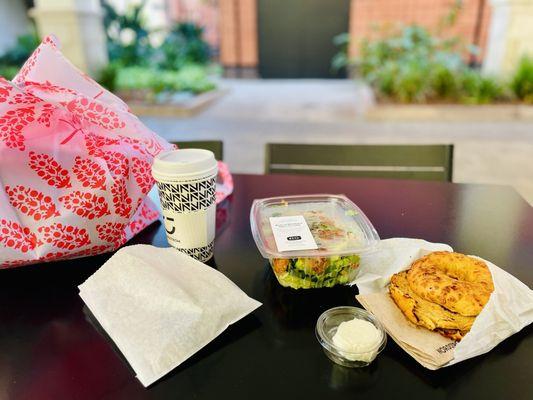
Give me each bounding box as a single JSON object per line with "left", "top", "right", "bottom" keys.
{"left": 406, "top": 252, "right": 494, "bottom": 317}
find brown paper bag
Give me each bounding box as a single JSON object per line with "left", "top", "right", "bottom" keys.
{"left": 356, "top": 293, "right": 456, "bottom": 369}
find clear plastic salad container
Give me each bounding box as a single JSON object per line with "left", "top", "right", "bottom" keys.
{"left": 250, "top": 195, "right": 379, "bottom": 289}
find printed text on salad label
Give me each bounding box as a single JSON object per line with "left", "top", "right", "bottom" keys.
{"left": 269, "top": 215, "right": 318, "bottom": 252}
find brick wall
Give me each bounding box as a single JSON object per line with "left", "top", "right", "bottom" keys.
{"left": 219, "top": 0, "right": 258, "bottom": 67}
{"left": 348, "top": 0, "right": 492, "bottom": 63}
{"left": 171, "top": 0, "right": 491, "bottom": 71}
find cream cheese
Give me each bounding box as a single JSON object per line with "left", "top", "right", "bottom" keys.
{"left": 332, "top": 318, "right": 381, "bottom": 362}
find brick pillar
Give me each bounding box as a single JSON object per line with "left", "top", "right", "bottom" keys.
{"left": 30, "top": 0, "right": 108, "bottom": 77}
{"left": 347, "top": 0, "right": 358, "bottom": 60}
{"left": 219, "top": 0, "right": 258, "bottom": 77}
{"left": 484, "top": 0, "right": 533, "bottom": 75}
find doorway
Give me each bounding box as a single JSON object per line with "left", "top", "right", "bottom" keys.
{"left": 258, "top": 0, "right": 350, "bottom": 78}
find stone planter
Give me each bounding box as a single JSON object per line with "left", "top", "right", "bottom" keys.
{"left": 119, "top": 88, "right": 227, "bottom": 118}
{"left": 365, "top": 104, "right": 533, "bottom": 122}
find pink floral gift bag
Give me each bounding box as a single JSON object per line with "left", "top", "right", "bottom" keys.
{"left": 0, "top": 36, "right": 232, "bottom": 268}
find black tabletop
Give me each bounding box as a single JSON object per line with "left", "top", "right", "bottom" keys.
{"left": 0, "top": 174, "right": 532, "bottom": 400}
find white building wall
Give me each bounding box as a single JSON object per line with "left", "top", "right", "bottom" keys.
{"left": 483, "top": 0, "right": 533, "bottom": 75}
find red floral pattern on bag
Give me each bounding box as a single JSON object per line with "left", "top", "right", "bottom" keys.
{"left": 132, "top": 157, "right": 154, "bottom": 195}
{"left": 128, "top": 219, "right": 145, "bottom": 236}
{"left": 29, "top": 151, "right": 72, "bottom": 188}
{"left": 119, "top": 136, "right": 148, "bottom": 156}
{"left": 59, "top": 191, "right": 110, "bottom": 219}
{"left": 96, "top": 222, "right": 126, "bottom": 247}
{"left": 38, "top": 223, "right": 90, "bottom": 250}
{"left": 72, "top": 156, "right": 107, "bottom": 190}
{"left": 25, "top": 80, "right": 77, "bottom": 96}
{"left": 37, "top": 103, "right": 55, "bottom": 127}
{"left": 9, "top": 92, "right": 41, "bottom": 105}
{"left": 1, "top": 259, "right": 32, "bottom": 268}
{"left": 84, "top": 132, "right": 120, "bottom": 156}
{"left": 148, "top": 137, "right": 159, "bottom": 153}
{"left": 122, "top": 136, "right": 165, "bottom": 157}
{"left": 0, "top": 79, "right": 13, "bottom": 103}
{"left": 128, "top": 202, "right": 160, "bottom": 235}
{"left": 146, "top": 137, "right": 165, "bottom": 156}
{"left": 0, "top": 219, "right": 38, "bottom": 253}
{"left": 111, "top": 178, "right": 133, "bottom": 218}
{"left": 103, "top": 151, "right": 129, "bottom": 179}
{"left": 5, "top": 185, "right": 60, "bottom": 221}
{"left": 66, "top": 97, "right": 125, "bottom": 131}
{"left": 0, "top": 36, "right": 182, "bottom": 268}
{"left": 14, "top": 46, "right": 41, "bottom": 85}
{"left": 0, "top": 106, "right": 35, "bottom": 150}
{"left": 56, "top": 116, "right": 87, "bottom": 145}
{"left": 139, "top": 201, "right": 159, "bottom": 221}
{"left": 1, "top": 244, "right": 115, "bottom": 268}
{"left": 43, "top": 244, "right": 114, "bottom": 262}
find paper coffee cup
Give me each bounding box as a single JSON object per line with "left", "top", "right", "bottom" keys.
{"left": 152, "top": 149, "right": 218, "bottom": 262}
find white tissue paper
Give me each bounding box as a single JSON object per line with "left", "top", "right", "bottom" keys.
{"left": 78, "top": 245, "right": 261, "bottom": 386}
{"left": 353, "top": 238, "right": 533, "bottom": 367}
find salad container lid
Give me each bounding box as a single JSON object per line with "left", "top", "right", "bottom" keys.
{"left": 250, "top": 194, "right": 379, "bottom": 259}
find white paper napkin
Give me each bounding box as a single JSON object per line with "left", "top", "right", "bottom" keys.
{"left": 352, "top": 238, "right": 533, "bottom": 367}
{"left": 78, "top": 245, "right": 261, "bottom": 386}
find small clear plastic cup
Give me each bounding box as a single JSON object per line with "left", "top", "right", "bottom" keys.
{"left": 316, "top": 306, "right": 387, "bottom": 368}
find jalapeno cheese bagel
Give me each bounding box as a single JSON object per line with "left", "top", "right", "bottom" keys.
{"left": 389, "top": 251, "right": 494, "bottom": 341}
{"left": 406, "top": 252, "right": 494, "bottom": 317}
{"left": 390, "top": 271, "right": 475, "bottom": 338}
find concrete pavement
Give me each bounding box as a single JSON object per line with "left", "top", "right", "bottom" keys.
{"left": 141, "top": 79, "right": 533, "bottom": 205}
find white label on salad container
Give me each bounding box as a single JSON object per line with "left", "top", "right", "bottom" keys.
{"left": 269, "top": 215, "right": 318, "bottom": 252}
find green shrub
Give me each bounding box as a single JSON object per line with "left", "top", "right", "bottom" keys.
{"left": 114, "top": 64, "right": 215, "bottom": 95}
{"left": 511, "top": 56, "right": 533, "bottom": 103}
{"left": 115, "top": 66, "right": 157, "bottom": 91}
{"left": 459, "top": 70, "right": 505, "bottom": 104}
{"left": 157, "top": 22, "right": 211, "bottom": 70}
{"left": 331, "top": 33, "right": 351, "bottom": 72}
{"left": 102, "top": 1, "right": 211, "bottom": 72}
{"left": 100, "top": 1, "right": 215, "bottom": 96}
{"left": 158, "top": 65, "right": 216, "bottom": 94}
{"left": 336, "top": 25, "right": 506, "bottom": 104}
{"left": 0, "top": 31, "right": 40, "bottom": 80}
{"left": 101, "top": 0, "right": 153, "bottom": 66}
{"left": 394, "top": 59, "right": 432, "bottom": 103}
{"left": 430, "top": 64, "right": 460, "bottom": 101}
{"left": 0, "top": 65, "right": 19, "bottom": 80}
{"left": 97, "top": 61, "right": 121, "bottom": 92}
{"left": 0, "top": 32, "right": 40, "bottom": 67}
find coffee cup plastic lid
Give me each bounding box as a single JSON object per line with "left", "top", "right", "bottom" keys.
{"left": 152, "top": 149, "right": 218, "bottom": 178}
